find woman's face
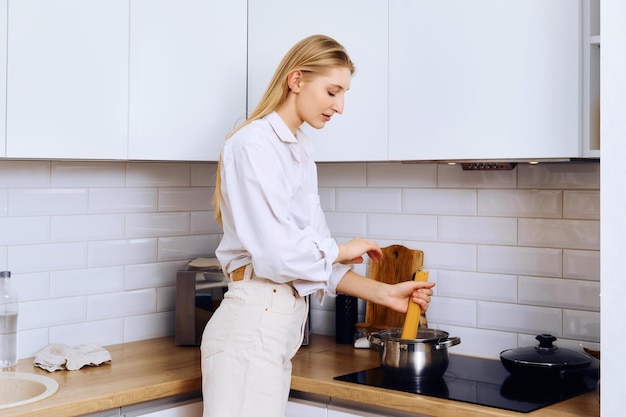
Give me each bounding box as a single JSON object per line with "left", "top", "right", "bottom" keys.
{"left": 293, "top": 66, "right": 352, "bottom": 130}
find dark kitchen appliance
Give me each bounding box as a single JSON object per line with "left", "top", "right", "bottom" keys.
{"left": 175, "top": 266, "right": 229, "bottom": 346}
{"left": 335, "top": 354, "right": 599, "bottom": 413}
{"left": 335, "top": 294, "right": 358, "bottom": 344}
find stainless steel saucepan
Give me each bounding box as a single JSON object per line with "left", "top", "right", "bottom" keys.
{"left": 369, "top": 328, "right": 461, "bottom": 378}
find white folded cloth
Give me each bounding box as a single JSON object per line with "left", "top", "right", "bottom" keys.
{"left": 354, "top": 336, "right": 371, "bottom": 349}
{"left": 34, "top": 343, "right": 112, "bottom": 372}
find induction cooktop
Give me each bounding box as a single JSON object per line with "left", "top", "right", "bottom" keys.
{"left": 334, "top": 354, "right": 599, "bottom": 413}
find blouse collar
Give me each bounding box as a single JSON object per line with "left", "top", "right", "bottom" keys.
{"left": 265, "top": 112, "right": 314, "bottom": 162}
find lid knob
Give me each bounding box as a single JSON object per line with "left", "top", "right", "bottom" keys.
{"left": 536, "top": 334, "right": 557, "bottom": 349}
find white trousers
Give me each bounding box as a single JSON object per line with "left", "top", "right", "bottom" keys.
{"left": 201, "top": 267, "right": 307, "bottom": 417}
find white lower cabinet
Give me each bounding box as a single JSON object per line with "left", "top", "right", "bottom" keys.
{"left": 327, "top": 406, "right": 392, "bottom": 417}
{"left": 123, "top": 402, "right": 202, "bottom": 417}
{"left": 286, "top": 397, "right": 327, "bottom": 417}
{"left": 287, "top": 395, "right": 428, "bottom": 417}
{"left": 328, "top": 404, "right": 428, "bottom": 417}
{"left": 121, "top": 396, "right": 202, "bottom": 417}
{"left": 78, "top": 396, "right": 202, "bottom": 417}
{"left": 83, "top": 395, "right": 425, "bottom": 417}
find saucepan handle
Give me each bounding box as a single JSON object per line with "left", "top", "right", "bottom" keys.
{"left": 368, "top": 333, "right": 385, "bottom": 349}
{"left": 435, "top": 336, "right": 461, "bottom": 350}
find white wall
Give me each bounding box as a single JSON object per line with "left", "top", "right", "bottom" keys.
{"left": 0, "top": 160, "right": 220, "bottom": 358}
{"left": 600, "top": 1, "right": 625, "bottom": 416}
{"left": 312, "top": 162, "right": 600, "bottom": 360}
{"left": 0, "top": 159, "right": 599, "bottom": 362}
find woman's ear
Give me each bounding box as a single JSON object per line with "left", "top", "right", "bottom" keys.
{"left": 287, "top": 70, "right": 302, "bottom": 93}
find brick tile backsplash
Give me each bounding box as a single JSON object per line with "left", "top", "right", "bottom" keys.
{"left": 0, "top": 190, "right": 7, "bottom": 216}
{"left": 366, "top": 162, "right": 436, "bottom": 188}
{"left": 563, "top": 190, "right": 600, "bottom": 219}
{"left": 518, "top": 276, "right": 600, "bottom": 311}
{"left": 517, "top": 163, "right": 600, "bottom": 189}
{"left": 477, "top": 302, "right": 563, "bottom": 336}
{"left": 51, "top": 161, "right": 126, "bottom": 187}
{"left": 403, "top": 188, "right": 477, "bottom": 215}
{"left": 89, "top": 188, "right": 158, "bottom": 213}
{"left": 336, "top": 188, "right": 402, "bottom": 213}
{"left": 0, "top": 160, "right": 51, "bottom": 187}
{"left": 438, "top": 216, "right": 517, "bottom": 245}
{"left": 51, "top": 266, "right": 124, "bottom": 297}
{"left": 158, "top": 187, "right": 212, "bottom": 211}
{"left": 563, "top": 249, "right": 600, "bottom": 280}
{"left": 478, "top": 189, "right": 562, "bottom": 218}
{"left": 0, "top": 160, "right": 600, "bottom": 360}
{"left": 125, "top": 212, "right": 190, "bottom": 238}
{"left": 9, "top": 188, "right": 88, "bottom": 216}
{"left": 126, "top": 162, "right": 191, "bottom": 187}
{"left": 52, "top": 214, "right": 125, "bottom": 241}
{"left": 437, "top": 270, "right": 517, "bottom": 303}
{"left": 0, "top": 216, "right": 50, "bottom": 245}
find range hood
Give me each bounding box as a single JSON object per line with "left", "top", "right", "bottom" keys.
{"left": 400, "top": 158, "right": 598, "bottom": 170}
{"left": 459, "top": 162, "right": 517, "bottom": 171}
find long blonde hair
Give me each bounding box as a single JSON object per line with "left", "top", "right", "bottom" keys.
{"left": 213, "top": 34, "right": 355, "bottom": 224}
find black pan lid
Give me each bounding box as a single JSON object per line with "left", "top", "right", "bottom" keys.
{"left": 500, "top": 334, "right": 593, "bottom": 368}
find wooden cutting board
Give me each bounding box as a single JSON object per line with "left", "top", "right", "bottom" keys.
{"left": 361, "top": 244, "right": 424, "bottom": 329}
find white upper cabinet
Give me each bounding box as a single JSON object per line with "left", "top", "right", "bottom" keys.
{"left": 582, "top": 0, "right": 600, "bottom": 157}
{"left": 388, "top": 0, "right": 582, "bottom": 161}
{"left": 248, "top": 0, "right": 388, "bottom": 162}
{"left": 128, "top": 0, "right": 247, "bottom": 161}
{"left": 6, "top": 0, "right": 129, "bottom": 159}
{"left": 2, "top": 1, "right": 590, "bottom": 163}
{"left": 0, "top": 0, "right": 6, "bottom": 157}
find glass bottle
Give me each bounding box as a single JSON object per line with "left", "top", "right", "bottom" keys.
{"left": 0, "top": 271, "right": 18, "bottom": 368}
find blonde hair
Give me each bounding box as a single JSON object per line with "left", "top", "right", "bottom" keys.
{"left": 213, "top": 34, "right": 355, "bottom": 223}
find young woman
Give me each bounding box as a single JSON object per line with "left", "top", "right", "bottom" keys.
{"left": 201, "top": 34, "right": 435, "bottom": 417}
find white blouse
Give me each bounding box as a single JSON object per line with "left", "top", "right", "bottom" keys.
{"left": 215, "top": 112, "right": 351, "bottom": 302}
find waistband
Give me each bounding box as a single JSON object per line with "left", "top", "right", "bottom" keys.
{"left": 229, "top": 264, "right": 300, "bottom": 297}
{"left": 230, "top": 264, "right": 252, "bottom": 282}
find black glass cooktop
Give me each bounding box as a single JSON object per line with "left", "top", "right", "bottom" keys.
{"left": 334, "top": 354, "right": 599, "bottom": 413}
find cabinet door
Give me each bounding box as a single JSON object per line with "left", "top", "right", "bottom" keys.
{"left": 582, "top": 0, "right": 600, "bottom": 157}
{"left": 129, "top": 0, "right": 246, "bottom": 161}
{"left": 248, "top": 0, "right": 388, "bottom": 162}
{"left": 123, "top": 399, "right": 202, "bottom": 417}
{"left": 0, "top": 0, "right": 6, "bottom": 157}
{"left": 286, "top": 398, "right": 327, "bottom": 417}
{"left": 7, "top": 0, "right": 129, "bottom": 159}
{"left": 327, "top": 406, "right": 392, "bottom": 417}
{"left": 389, "top": 0, "right": 581, "bottom": 160}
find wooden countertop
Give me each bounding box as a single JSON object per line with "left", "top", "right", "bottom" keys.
{"left": 4, "top": 335, "right": 599, "bottom": 417}
{"left": 5, "top": 337, "right": 202, "bottom": 417}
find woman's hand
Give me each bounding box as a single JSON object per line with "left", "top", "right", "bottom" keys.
{"left": 385, "top": 280, "right": 435, "bottom": 314}
{"left": 336, "top": 237, "right": 383, "bottom": 265}
{"left": 336, "top": 271, "right": 435, "bottom": 314}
